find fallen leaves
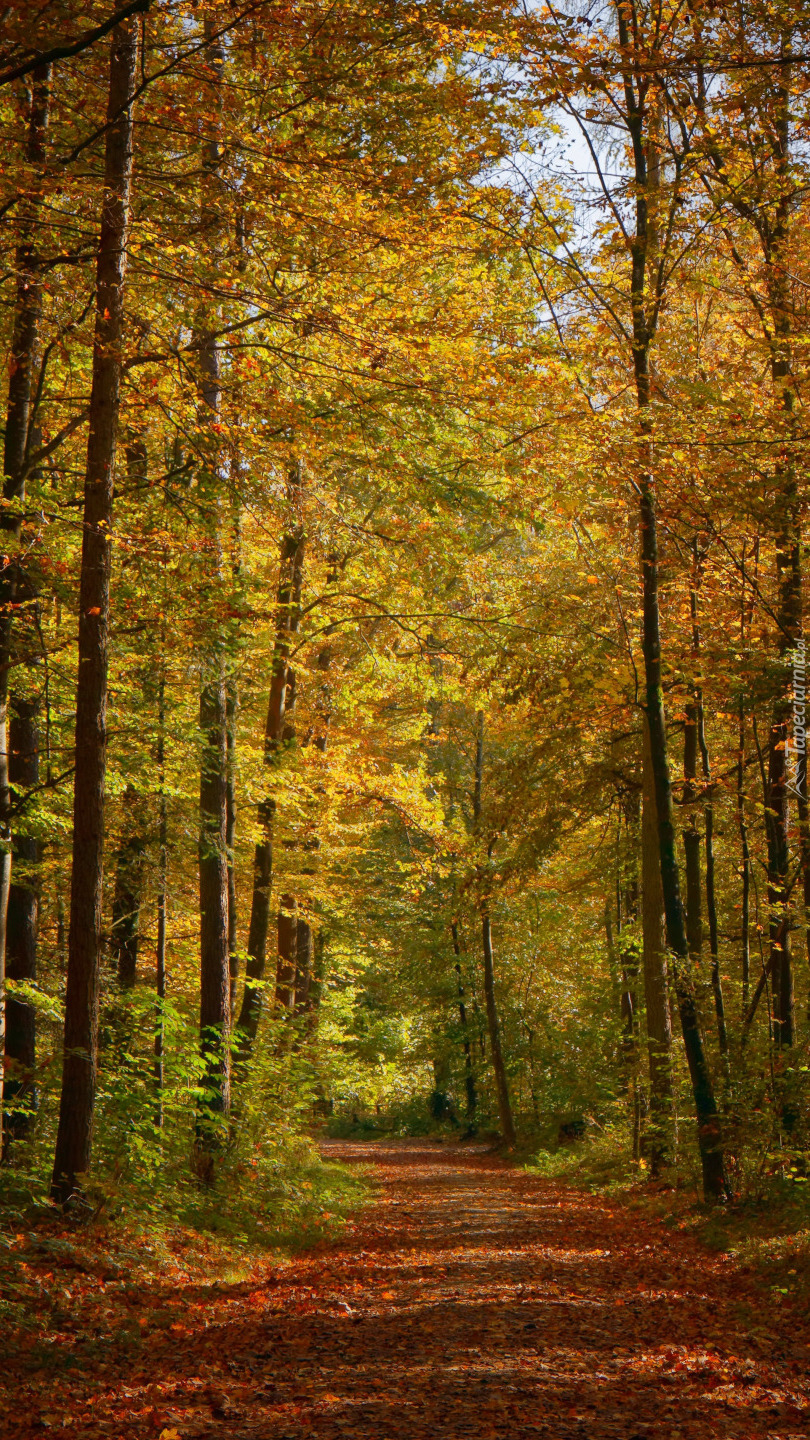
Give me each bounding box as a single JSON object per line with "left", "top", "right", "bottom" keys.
{"left": 2, "top": 1141, "right": 809, "bottom": 1439}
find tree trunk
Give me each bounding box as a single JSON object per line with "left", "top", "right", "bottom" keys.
{"left": 451, "top": 921, "right": 477, "bottom": 1126}
{"left": 110, "top": 785, "right": 144, "bottom": 989}
{"left": 766, "top": 479, "right": 800, "bottom": 1052}
{"left": 276, "top": 895, "right": 297, "bottom": 1012}
{"left": 481, "top": 906, "right": 515, "bottom": 1147}
{"left": 613, "top": 0, "right": 725, "bottom": 1198}
{"left": 0, "top": 63, "right": 50, "bottom": 1163}
{"left": 473, "top": 710, "right": 515, "bottom": 1146}
{"left": 294, "top": 916, "right": 313, "bottom": 1013}
{"left": 737, "top": 697, "right": 752, "bottom": 1014}
{"left": 155, "top": 658, "right": 167, "bottom": 1127}
{"left": 696, "top": 707, "right": 729, "bottom": 1074}
{"left": 641, "top": 718, "right": 673, "bottom": 1174}
{"left": 763, "top": 47, "right": 799, "bottom": 1053}
{"left": 618, "top": 792, "right": 643, "bottom": 1160}
{"left": 226, "top": 678, "right": 238, "bottom": 1015}
{"left": 51, "top": 19, "right": 139, "bottom": 1205}
{"left": 307, "top": 930, "right": 325, "bottom": 1032}
{"left": 193, "top": 21, "right": 231, "bottom": 1179}
{"left": 237, "top": 484, "right": 305, "bottom": 1048}
{"left": 682, "top": 694, "right": 703, "bottom": 969}
{"left": 2, "top": 698, "right": 40, "bottom": 1153}
{"left": 688, "top": 553, "right": 729, "bottom": 1070}
{"left": 196, "top": 658, "right": 231, "bottom": 1171}
{"left": 736, "top": 540, "right": 757, "bottom": 1014}
{"left": 640, "top": 472, "right": 726, "bottom": 1200}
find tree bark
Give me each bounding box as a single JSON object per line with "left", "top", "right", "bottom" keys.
{"left": 2, "top": 698, "right": 40, "bottom": 1152}
{"left": 276, "top": 895, "right": 297, "bottom": 1012}
{"left": 641, "top": 718, "right": 673, "bottom": 1174}
{"left": 1, "top": 68, "right": 49, "bottom": 1156}
{"left": 481, "top": 906, "right": 515, "bottom": 1147}
{"left": 764, "top": 40, "right": 800, "bottom": 1053}
{"left": 294, "top": 915, "right": 314, "bottom": 1014}
{"left": 193, "top": 21, "right": 230, "bottom": 1177}
{"left": 155, "top": 656, "right": 167, "bottom": 1126}
{"left": 640, "top": 474, "right": 726, "bottom": 1199}
{"left": 687, "top": 553, "right": 729, "bottom": 1070}
{"left": 226, "top": 679, "right": 238, "bottom": 1016}
{"left": 197, "top": 659, "right": 231, "bottom": 1166}
{"left": 474, "top": 710, "right": 515, "bottom": 1146}
{"left": 237, "top": 483, "right": 305, "bottom": 1047}
{"left": 451, "top": 921, "right": 477, "bottom": 1125}
{"left": 736, "top": 540, "right": 757, "bottom": 1014}
{"left": 616, "top": 0, "right": 725, "bottom": 1196}
{"left": 618, "top": 791, "right": 643, "bottom": 1159}
{"left": 110, "top": 785, "right": 144, "bottom": 989}
{"left": 682, "top": 694, "right": 703, "bottom": 969}
{"left": 51, "top": 19, "right": 139, "bottom": 1205}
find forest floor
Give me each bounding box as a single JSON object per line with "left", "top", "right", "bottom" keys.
{"left": 2, "top": 1138, "right": 810, "bottom": 1439}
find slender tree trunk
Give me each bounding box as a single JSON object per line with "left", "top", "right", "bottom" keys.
{"left": 765, "top": 509, "right": 800, "bottom": 1051}
{"left": 764, "top": 46, "right": 799, "bottom": 1053}
{"left": 682, "top": 693, "right": 703, "bottom": 969}
{"left": 193, "top": 22, "right": 230, "bottom": 1177}
{"left": 614, "top": 0, "right": 724, "bottom": 1198}
{"left": 2, "top": 698, "right": 40, "bottom": 1153}
{"left": 197, "top": 661, "right": 230, "bottom": 1166}
{"left": 688, "top": 552, "right": 729, "bottom": 1069}
{"left": 294, "top": 916, "right": 313, "bottom": 1013}
{"left": 473, "top": 710, "right": 515, "bottom": 1146}
{"left": 226, "top": 678, "right": 238, "bottom": 1014}
{"left": 697, "top": 702, "right": 729, "bottom": 1072}
{"left": 641, "top": 719, "right": 673, "bottom": 1174}
{"left": 481, "top": 905, "right": 515, "bottom": 1147}
{"left": 0, "top": 64, "right": 50, "bottom": 1162}
{"left": 276, "top": 896, "right": 297, "bottom": 1011}
{"left": 797, "top": 779, "right": 810, "bottom": 1025}
{"left": 640, "top": 471, "right": 726, "bottom": 1199}
{"left": 237, "top": 797, "right": 274, "bottom": 1047}
{"left": 737, "top": 698, "right": 752, "bottom": 1014}
{"left": 737, "top": 540, "right": 757, "bottom": 1014}
{"left": 155, "top": 658, "right": 167, "bottom": 1126}
{"left": 451, "top": 921, "right": 477, "bottom": 1124}
{"left": 618, "top": 792, "right": 643, "bottom": 1159}
{"left": 110, "top": 785, "right": 144, "bottom": 989}
{"left": 307, "top": 930, "right": 325, "bottom": 1032}
{"left": 237, "top": 483, "right": 305, "bottom": 1048}
{"left": 51, "top": 20, "right": 139, "bottom": 1205}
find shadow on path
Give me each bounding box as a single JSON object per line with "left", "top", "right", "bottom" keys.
{"left": 4, "top": 1139, "right": 809, "bottom": 1439}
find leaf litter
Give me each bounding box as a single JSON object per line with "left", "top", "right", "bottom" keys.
{"left": 1, "top": 1139, "right": 808, "bottom": 1438}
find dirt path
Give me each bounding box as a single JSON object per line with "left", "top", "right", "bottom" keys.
{"left": 4, "top": 1140, "right": 809, "bottom": 1438}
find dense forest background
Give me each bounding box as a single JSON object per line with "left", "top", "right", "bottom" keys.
{"left": 2, "top": 0, "right": 810, "bottom": 1226}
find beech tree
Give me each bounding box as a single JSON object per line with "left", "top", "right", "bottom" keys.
{"left": 2, "top": 0, "right": 810, "bottom": 1217}
{"left": 51, "top": 15, "right": 140, "bottom": 1205}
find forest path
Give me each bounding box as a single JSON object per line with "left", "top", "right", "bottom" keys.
{"left": 5, "top": 1139, "right": 809, "bottom": 1438}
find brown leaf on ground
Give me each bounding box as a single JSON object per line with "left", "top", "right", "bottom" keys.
{"left": 2, "top": 1140, "right": 809, "bottom": 1439}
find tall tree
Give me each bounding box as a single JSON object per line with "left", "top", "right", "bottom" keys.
{"left": 474, "top": 711, "right": 515, "bottom": 1147}
{"left": 51, "top": 17, "right": 140, "bottom": 1204}
{"left": 237, "top": 476, "right": 305, "bottom": 1049}
{"left": 194, "top": 18, "right": 231, "bottom": 1175}
{"left": 0, "top": 62, "right": 50, "bottom": 1156}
